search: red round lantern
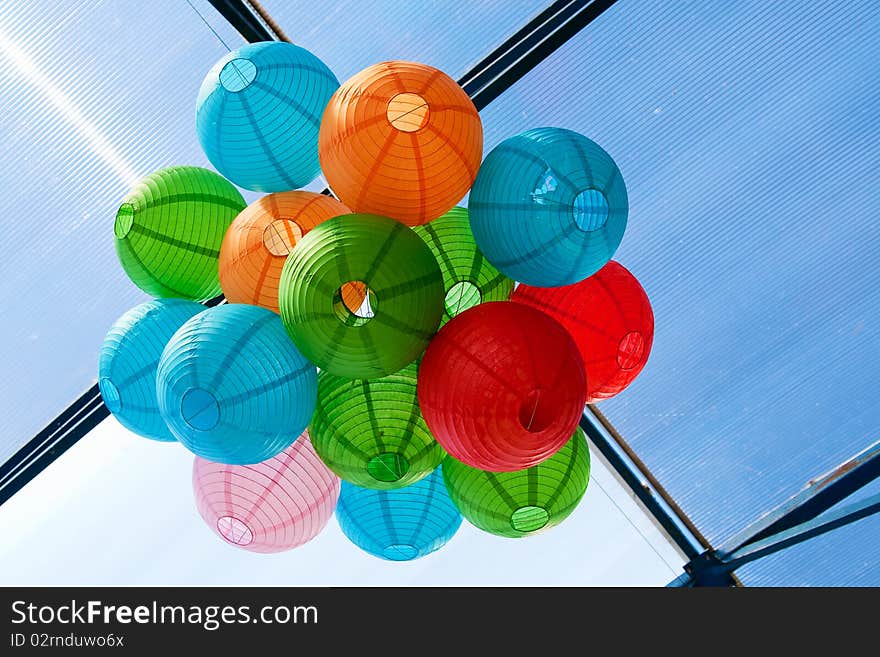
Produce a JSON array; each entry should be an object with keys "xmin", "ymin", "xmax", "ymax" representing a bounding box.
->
[
  {"xmin": 512, "ymin": 260, "xmax": 654, "ymax": 402},
  {"xmin": 418, "ymin": 301, "xmax": 586, "ymax": 471}
]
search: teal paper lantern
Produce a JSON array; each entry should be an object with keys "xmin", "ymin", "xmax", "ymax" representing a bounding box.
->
[
  {"xmin": 336, "ymin": 467, "xmax": 462, "ymax": 561},
  {"xmin": 99, "ymin": 299, "xmax": 204, "ymax": 441},
  {"xmin": 469, "ymin": 127, "xmax": 628, "ymax": 287},
  {"xmin": 157, "ymin": 304, "xmax": 318, "ymax": 464},
  {"xmin": 196, "ymin": 41, "xmax": 339, "ymax": 192}
]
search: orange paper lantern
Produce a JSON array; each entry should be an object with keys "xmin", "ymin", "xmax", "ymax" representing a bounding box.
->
[
  {"xmin": 218, "ymin": 191, "xmax": 349, "ymax": 313},
  {"xmin": 318, "ymin": 61, "xmax": 483, "ymax": 226}
]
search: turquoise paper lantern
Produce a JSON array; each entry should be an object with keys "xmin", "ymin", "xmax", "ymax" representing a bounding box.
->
[
  {"xmin": 196, "ymin": 42, "xmax": 339, "ymax": 192},
  {"xmin": 99, "ymin": 299, "xmax": 204, "ymax": 441},
  {"xmin": 157, "ymin": 304, "xmax": 318, "ymax": 464},
  {"xmin": 469, "ymin": 127, "xmax": 628, "ymax": 287},
  {"xmin": 336, "ymin": 468, "xmax": 462, "ymax": 561}
]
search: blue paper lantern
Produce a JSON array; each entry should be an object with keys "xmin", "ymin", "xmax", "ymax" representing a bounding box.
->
[
  {"xmin": 336, "ymin": 468, "xmax": 462, "ymax": 561},
  {"xmin": 99, "ymin": 299, "xmax": 204, "ymax": 441},
  {"xmin": 157, "ymin": 304, "xmax": 318, "ymax": 464},
  {"xmin": 469, "ymin": 127, "xmax": 628, "ymax": 287},
  {"xmin": 196, "ymin": 42, "xmax": 339, "ymax": 192}
]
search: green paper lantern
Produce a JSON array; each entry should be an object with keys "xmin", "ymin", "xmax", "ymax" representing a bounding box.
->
[
  {"xmin": 309, "ymin": 362, "xmax": 445, "ymax": 489},
  {"xmin": 414, "ymin": 207, "xmax": 514, "ymax": 324},
  {"xmin": 279, "ymin": 213, "xmax": 444, "ymax": 379},
  {"xmin": 114, "ymin": 166, "xmax": 246, "ymax": 301},
  {"xmin": 442, "ymin": 427, "xmax": 591, "ymax": 538}
]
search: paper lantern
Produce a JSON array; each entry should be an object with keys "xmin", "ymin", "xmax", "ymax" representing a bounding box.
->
[
  {"xmin": 279, "ymin": 213, "xmax": 444, "ymax": 379},
  {"xmin": 469, "ymin": 127, "xmax": 628, "ymax": 287},
  {"xmin": 192, "ymin": 432, "xmax": 339, "ymax": 552},
  {"xmin": 413, "ymin": 207, "xmax": 514, "ymax": 325},
  {"xmin": 98, "ymin": 299, "xmax": 204, "ymax": 441},
  {"xmin": 196, "ymin": 42, "xmax": 339, "ymax": 192},
  {"xmin": 219, "ymin": 191, "xmax": 350, "ymax": 313},
  {"xmin": 157, "ymin": 304, "xmax": 317, "ymax": 464},
  {"xmin": 318, "ymin": 61, "xmax": 482, "ymax": 225},
  {"xmin": 512, "ymin": 260, "xmax": 654, "ymax": 402},
  {"xmin": 114, "ymin": 166, "xmax": 245, "ymax": 301},
  {"xmin": 309, "ymin": 362, "xmax": 444, "ymax": 489},
  {"xmin": 443, "ymin": 427, "xmax": 590, "ymax": 538},
  {"xmin": 418, "ymin": 301, "xmax": 586, "ymax": 471},
  {"xmin": 336, "ymin": 468, "xmax": 461, "ymax": 561}
]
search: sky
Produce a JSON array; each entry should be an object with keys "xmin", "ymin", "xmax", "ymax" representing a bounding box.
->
[{"xmin": 0, "ymin": 0, "xmax": 878, "ymax": 585}]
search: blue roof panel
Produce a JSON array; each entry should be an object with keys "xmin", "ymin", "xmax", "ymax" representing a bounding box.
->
[{"xmin": 477, "ymin": 0, "xmax": 880, "ymax": 583}]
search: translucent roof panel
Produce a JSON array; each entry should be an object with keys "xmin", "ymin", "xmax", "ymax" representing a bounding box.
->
[
  {"xmin": 0, "ymin": 1, "xmax": 249, "ymax": 463},
  {"xmin": 262, "ymin": 0, "xmax": 549, "ymax": 80},
  {"xmin": 477, "ymin": 0, "xmax": 880, "ymax": 584},
  {"xmin": 0, "ymin": 1, "xmax": 549, "ymax": 465},
  {"xmin": 738, "ymin": 477, "xmax": 880, "ymax": 586}
]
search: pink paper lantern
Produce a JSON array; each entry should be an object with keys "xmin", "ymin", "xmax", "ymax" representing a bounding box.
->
[{"xmin": 193, "ymin": 432, "xmax": 339, "ymax": 552}]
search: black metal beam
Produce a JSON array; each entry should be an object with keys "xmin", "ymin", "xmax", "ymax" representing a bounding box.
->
[
  {"xmin": 460, "ymin": 0, "xmax": 584, "ymax": 94},
  {"xmin": 719, "ymin": 439, "xmax": 880, "ymax": 555},
  {"xmin": 206, "ymin": 0, "xmax": 274, "ymax": 42},
  {"xmin": 726, "ymin": 491, "xmax": 880, "ymax": 571},
  {"xmin": 0, "ymin": 386, "xmax": 108, "ymax": 506},
  {"xmin": 580, "ymin": 409, "xmax": 704, "ymax": 560},
  {"xmin": 466, "ymin": 0, "xmax": 619, "ymax": 110},
  {"xmin": 672, "ymin": 439, "xmax": 880, "ymax": 586}
]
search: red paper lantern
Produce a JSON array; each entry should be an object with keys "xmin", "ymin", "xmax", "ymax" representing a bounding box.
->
[
  {"xmin": 418, "ymin": 301, "xmax": 586, "ymax": 471},
  {"xmin": 512, "ymin": 260, "xmax": 654, "ymax": 402}
]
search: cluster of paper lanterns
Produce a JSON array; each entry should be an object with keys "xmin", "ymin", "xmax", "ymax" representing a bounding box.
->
[{"xmin": 99, "ymin": 41, "xmax": 654, "ymax": 560}]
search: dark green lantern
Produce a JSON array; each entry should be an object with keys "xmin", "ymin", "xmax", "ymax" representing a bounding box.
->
[{"xmin": 279, "ymin": 213, "xmax": 444, "ymax": 379}]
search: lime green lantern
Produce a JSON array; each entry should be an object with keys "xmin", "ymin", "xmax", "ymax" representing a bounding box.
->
[
  {"xmin": 442, "ymin": 427, "xmax": 590, "ymax": 537},
  {"xmin": 279, "ymin": 213, "xmax": 444, "ymax": 379},
  {"xmin": 413, "ymin": 207, "xmax": 514, "ymax": 324},
  {"xmin": 114, "ymin": 166, "xmax": 245, "ymax": 301},
  {"xmin": 309, "ymin": 362, "xmax": 444, "ymax": 489}
]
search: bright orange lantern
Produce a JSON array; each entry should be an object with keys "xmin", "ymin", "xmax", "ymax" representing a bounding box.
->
[
  {"xmin": 318, "ymin": 61, "xmax": 483, "ymax": 226},
  {"xmin": 218, "ymin": 191, "xmax": 349, "ymax": 313}
]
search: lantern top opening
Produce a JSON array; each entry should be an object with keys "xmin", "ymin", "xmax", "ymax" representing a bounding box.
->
[
  {"xmin": 572, "ymin": 188, "xmax": 609, "ymax": 232},
  {"xmin": 114, "ymin": 203, "xmax": 134, "ymax": 239},
  {"xmin": 387, "ymin": 93, "xmax": 430, "ymax": 132},
  {"xmin": 219, "ymin": 58, "xmax": 257, "ymax": 93},
  {"xmin": 262, "ymin": 219, "xmax": 304, "ymax": 256},
  {"xmin": 367, "ymin": 453, "xmax": 410, "ymax": 483},
  {"xmin": 217, "ymin": 516, "xmax": 255, "ymax": 546},
  {"xmin": 180, "ymin": 387, "xmax": 221, "ymax": 431},
  {"xmin": 510, "ymin": 505, "xmax": 550, "ymax": 532}
]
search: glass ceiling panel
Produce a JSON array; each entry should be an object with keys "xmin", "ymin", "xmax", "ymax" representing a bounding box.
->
[
  {"xmin": 261, "ymin": 0, "xmax": 549, "ymax": 81},
  {"xmin": 0, "ymin": 0, "xmax": 247, "ymax": 464},
  {"xmin": 477, "ymin": 0, "xmax": 880, "ymax": 584},
  {"xmin": 0, "ymin": 0, "xmax": 550, "ymax": 467},
  {"xmin": 738, "ymin": 477, "xmax": 880, "ymax": 586}
]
